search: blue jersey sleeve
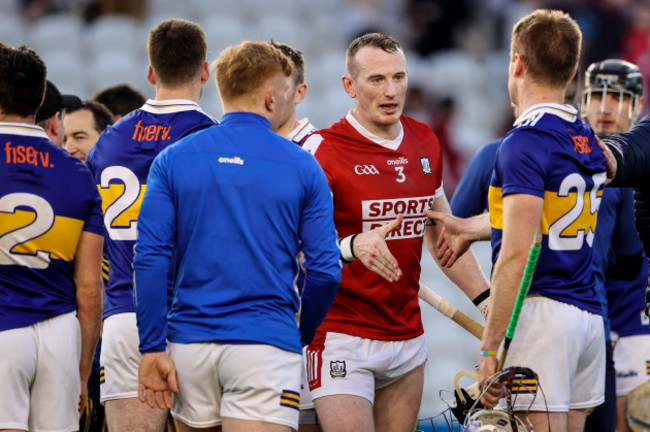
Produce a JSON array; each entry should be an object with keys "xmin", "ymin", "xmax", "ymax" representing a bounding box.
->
[
  {"xmin": 297, "ymin": 157, "xmax": 341, "ymax": 346},
  {"xmin": 497, "ymin": 130, "xmax": 550, "ymax": 198},
  {"xmin": 607, "ymin": 116, "xmax": 650, "ymax": 187},
  {"xmin": 133, "ymin": 151, "xmax": 176, "ymax": 353},
  {"xmin": 451, "ymin": 139, "xmax": 500, "ymax": 217}
]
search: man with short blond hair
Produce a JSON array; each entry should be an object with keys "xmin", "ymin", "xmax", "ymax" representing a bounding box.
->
[{"xmin": 135, "ymin": 40, "xmax": 340, "ymax": 432}]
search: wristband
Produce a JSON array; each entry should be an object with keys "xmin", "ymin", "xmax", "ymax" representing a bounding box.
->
[
  {"xmin": 473, "ymin": 289, "xmax": 490, "ymax": 318},
  {"xmin": 479, "ymin": 350, "xmax": 497, "ymax": 357},
  {"xmin": 340, "ymin": 233, "xmax": 359, "ymax": 263}
]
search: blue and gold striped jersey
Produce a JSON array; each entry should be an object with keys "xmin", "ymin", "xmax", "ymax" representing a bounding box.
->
[
  {"xmin": 0, "ymin": 123, "xmax": 103, "ymax": 331},
  {"xmin": 488, "ymin": 103, "xmax": 607, "ymax": 313},
  {"xmin": 86, "ymin": 100, "xmax": 216, "ymax": 319}
]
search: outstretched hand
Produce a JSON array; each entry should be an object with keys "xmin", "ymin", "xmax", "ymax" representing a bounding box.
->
[
  {"xmin": 596, "ymin": 136, "xmax": 617, "ymax": 185},
  {"xmin": 138, "ymin": 352, "xmax": 178, "ymax": 410},
  {"xmin": 425, "ymin": 209, "xmax": 472, "ymax": 268},
  {"xmin": 353, "ymin": 214, "xmax": 403, "ymax": 282}
]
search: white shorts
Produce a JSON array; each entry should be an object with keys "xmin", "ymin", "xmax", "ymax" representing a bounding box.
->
[
  {"xmin": 300, "ymin": 346, "xmax": 315, "ymax": 410},
  {"xmin": 0, "ymin": 312, "xmax": 81, "ymax": 432},
  {"xmin": 496, "ymin": 296, "xmax": 605, "ymax": 412},
  {"xmin": 170, "ymin": 342, "xmax": 301, "ymax": 429},
  {"xmin": 306, "ymin": 332, "xmax": 427, "ymax": 404},
  {"xmin": 614, "ymin": 334, "xmax": 650, "ymax": 396},
  {"xmin": 100, "ymin": 312, "xmax": 141, "ymax": 402}
]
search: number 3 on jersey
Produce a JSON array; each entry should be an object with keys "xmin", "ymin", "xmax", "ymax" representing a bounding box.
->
[
  {"xmin": 99, "ymin": 166, "xmax": 144, "ymax": 241},
  {"xmin": 395, "ymin": 166, "xmax": 406, "ymax": 183},
  {"xmin": 547, "ymin": 172, "xmax": 606, "ymax": 251}
]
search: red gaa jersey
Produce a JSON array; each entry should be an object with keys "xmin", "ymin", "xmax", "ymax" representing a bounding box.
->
[{"xmin": 303, "ymin": 113, "xmax": 443, "ymax": 340}]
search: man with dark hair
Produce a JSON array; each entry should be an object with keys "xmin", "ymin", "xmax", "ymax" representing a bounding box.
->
[
  {"xmin": 0, "ymin": 43, "xmax": 103, "ymax": 431},
  {"xmin": 85, "ymin": 18, "xmax": 216, "ymax": 432},
  {"xmin": 64, "ymin": 100, "xmax": 114, "ymax": 162},
  {"xmin": 302, "ymin": 33, "xmax": 489, "ymax": 432},
  {"xmin": 92, "ymin": 84, "xmax": 147, "ymax": 121},
  {"xmin": 270, "ymin": 41, "xmax": 314, "ymax": 144},
  {"xmin": 135, "ymin": 40, "xmax": 340, "ymax": 432},
  {"xmin": 35, "ymin": 80, "xmax": 81, "ymax": 146}
]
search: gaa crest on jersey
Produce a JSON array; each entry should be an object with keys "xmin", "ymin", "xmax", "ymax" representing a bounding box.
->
[
  {"xmin": 330, "ymin": 360, "xmax": 347, "ymax": 378},
  {"xmin": 420, "ymin": 157, "xmax": 432, "ymax": 175}
]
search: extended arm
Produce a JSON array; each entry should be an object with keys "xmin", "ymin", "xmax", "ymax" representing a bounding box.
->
[
  {"xmin": 342, "ymin": 215, "xmax": 403, "ymax": 282},
  {"xmin": 478, "ymin": 193, "xmax": 543, "ymax": 407},
  {"xmin": 425, "ymin": 210, "xmax": 491, "ymax": 268},
  {"xmin": 74, "ymin": 230, "xmax": 103, "ymax": 416},
  {"xmin": 605, "ymin": 116, "xmax": 650, "ymax": 187},
  {"xmin": 424, "ymin": 193, "xmax": 490, "ymax": 304}
]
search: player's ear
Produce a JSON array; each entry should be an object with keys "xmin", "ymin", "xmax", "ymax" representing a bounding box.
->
[
  {"xmin": 566, "ymin": 65, "xmax": 577, "ymax": 86},
  {"xmin": 200, "ymin": 61, "xmax": 210, "ymax": 85},
  {"xmin": 295, "ymin": 83, "xmax": 307, "ymax": 105},
  {"xmin": 513, "ymin": 53, "xmax": 524, "ymax": 77},
  {"xmin": 264, "ymin": 88, "xmax": 275, "ymax": 112},
  {"xmin": 147, "ymin": 66, "xmax": 156, "ymax": 86},
  {"xmin": 342, "ymin": 75, "xmax": 355, "ymax": 98}
]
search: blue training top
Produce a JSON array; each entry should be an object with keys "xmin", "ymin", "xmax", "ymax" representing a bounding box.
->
[
  {"xmin": 134, "ymin": 112, "xmax": 341, "ymax": 354},
  {"xmin": 488, "ymin": 103, "xmax": 607, "ymax": 314}
]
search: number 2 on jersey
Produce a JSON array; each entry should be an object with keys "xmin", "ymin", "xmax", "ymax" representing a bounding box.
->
[
  {"xmin": 548, "ymin": 172, "xmax": 606, "ymax": 251},
  {"xmin": 0, "ymin": 193, "xmax": 54, "ymax": 269},
  {"xmin": 100, "ymin": 166, "xmax": 142, "ymax": 241}
]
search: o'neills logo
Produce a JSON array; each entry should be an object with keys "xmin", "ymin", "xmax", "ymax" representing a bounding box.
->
[
  {"xmin": 387, "ymin": 157, "xmax": 409, "ymax": 166},
  {"xmin": 218, "ymin": 156, "xmax": 244, "ymax": 165},
  {"xmin": 361, "ymin": 194, "xmax": 435, "ymax": 239}
]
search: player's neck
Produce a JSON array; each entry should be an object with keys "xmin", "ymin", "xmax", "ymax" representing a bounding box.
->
[
  {"xmin": 349, "ymin": 108, "xmax": 401, "ymax": 140},
  {"xmin": 154, "ymin": 85, "xmax": 202, "ymax": 104},
  {"xmin": 515, "ymin": 83, "xmax": 566, "ymax": 117},
  {"xmin": 0, "ymin": 113, "xmax": 34, "ymax": 124},
  {"xmin": 276, "ymin": 117, "xmax": 300, "ymax": 138}
]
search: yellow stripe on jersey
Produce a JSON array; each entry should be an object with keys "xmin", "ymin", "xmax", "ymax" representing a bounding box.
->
[
  {"xmin": 488, "ymin": 186, "xmax": 503, "ymax": 229},
  {"xmin": 0, "ymin": 209, "xmax": 83, "ymax": 261},
  {"xmin": 97, "ymin": 184, "xmax": 146, "ymax": 228},
  {"xmin": 488, "ymin": 185, "xmax": 602, "ymax": 236}
]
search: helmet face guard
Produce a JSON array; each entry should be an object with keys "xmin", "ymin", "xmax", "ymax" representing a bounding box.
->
[{"xmin": 580, "ymin": 59, "xmax": 643, "ymax": 137}]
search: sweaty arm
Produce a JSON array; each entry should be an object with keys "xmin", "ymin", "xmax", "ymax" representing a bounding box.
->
[
  {"xmin": 74, "ymin": 230, "xmax": 103, "ymax": 413},
  {"xmin": 478, "ymin": 193, "xmax": 543, "ymax": 406},
  {"xmin": 605, "ymin": 116, "xmax": 650, "ymax": 187},
  {"xmin": 424, "ymin": 193, "xmax": 490, "ymax": 303}
]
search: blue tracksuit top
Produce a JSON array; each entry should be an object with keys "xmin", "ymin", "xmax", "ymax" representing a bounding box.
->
[{"xmin": 134, "ymin": 112, "xmax": 341, "ymax": 354}]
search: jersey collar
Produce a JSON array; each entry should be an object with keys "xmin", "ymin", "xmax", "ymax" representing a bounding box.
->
[
  {"xmin": 140, "ymin": 99, "xmax": 207, "ymax": 115},
  {"xmin": 346, "ymin": 111, "xmax": 403, "ymax": 151},
  {"xmin": 286, "ymin": 118, "xmax": 315, "ymax": 144},
  {"xmin": 0, "ymin": 122, "xmax": 50, "ymax": 139},
  {"xmin": 513, "ymin": 103, "xmax": 578, "ymax": 127}
]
